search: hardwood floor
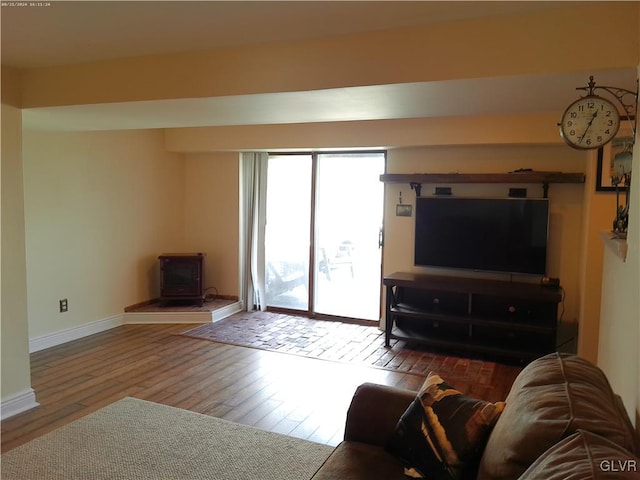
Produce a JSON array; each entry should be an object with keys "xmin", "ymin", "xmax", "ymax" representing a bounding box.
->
[{"xmin": 1, "ymin": 323, "xmax": 520, "ymax": 453}]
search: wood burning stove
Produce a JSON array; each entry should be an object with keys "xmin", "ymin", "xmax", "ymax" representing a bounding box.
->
[{"xmin": 158, "ymin": 253, "xmax": 205, "ymax": 306}]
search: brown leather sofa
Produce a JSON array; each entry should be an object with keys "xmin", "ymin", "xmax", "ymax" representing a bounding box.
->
[{"xmin": 312, "ymin": 353, "xmax": 640, "ymax": 480}]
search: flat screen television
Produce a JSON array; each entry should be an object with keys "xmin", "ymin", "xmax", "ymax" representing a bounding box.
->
[{"xmin": 414, "ymin": 197, "xmax": 549, "ymax": 275}]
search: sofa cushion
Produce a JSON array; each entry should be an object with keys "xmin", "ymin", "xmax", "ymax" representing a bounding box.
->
[
  {"xmin": 386, "ymin": 372, "xmax": 505, "ymax": 480},
  {"xmin": 518, "ymin": 430, "xmax": 640, "ymax": 480},
  {"xmin": 478, "ymin": 353, "xmax": 639, "ymax": 480},
  {"xmin": 311, "ymin": 441, "xmax": 407, "ymax": 480}
]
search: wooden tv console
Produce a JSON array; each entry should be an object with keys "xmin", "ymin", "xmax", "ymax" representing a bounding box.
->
[{"xmin": 383, "ymin": 272, "xmax": 562, "ymax": 362}]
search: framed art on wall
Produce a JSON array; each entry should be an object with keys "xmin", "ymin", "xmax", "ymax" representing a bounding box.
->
[
  {"xmin": 396, "ymin": 204, "xmax": 412, "ymax": 217},
  {"xmin": 596, "ymin": 117, "xmax": 634, "ymax": 192}
]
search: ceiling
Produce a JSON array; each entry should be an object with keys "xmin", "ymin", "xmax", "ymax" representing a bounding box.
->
[
  {"xmin": 2, "ymin": 1, "xmax": 569, "ymax": 69},
  {"xmin": 2, "ymin": 1, "xmax": 637, "ymax": 131}
]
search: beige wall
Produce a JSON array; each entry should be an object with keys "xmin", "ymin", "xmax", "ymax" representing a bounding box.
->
[
  {"xmin": 596, "ymin": 56, "xmax": 640, "ymax": 425},
  {"xmin": 22, "ymin": 130, "xmax": 185, "ymax": 339},
  {"xmin": 184, "ymin": 152, "xmax": 240, "ymax": 298},
  {"xmin": 1, "ymin": 70, "xmax": 33, "ymax": 402},
  {"xmin": 577, "ymin": 152, "xmax": 618, "ymax": 362}
]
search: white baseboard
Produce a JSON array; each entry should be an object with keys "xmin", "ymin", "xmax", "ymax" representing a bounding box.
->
[
  {"xmin": 1, "ymin": 388, "xmax": 39, "ymax": 420},
  {"xmin": 212, "ymin": 301, "xmax": 243, "ymax": 322},
  {"xmin": 123, "ymin": 311, "xmax": 212, "ymax": 324},
  {"xmin": 29, "ymin": 314, "xmax": 124, "ymax": 353},
  {"xmin": 28, "ymin": 302, "xmax": 244, "ymax": 352},
  {"xmin": 124, "ymin": 301, "xmax": 243, "ymax": 325}
]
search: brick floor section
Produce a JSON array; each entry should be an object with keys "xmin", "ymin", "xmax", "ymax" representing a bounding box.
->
[{"xmin": 182, "ymin": 311, "xmax": 522, "ymax": 399}]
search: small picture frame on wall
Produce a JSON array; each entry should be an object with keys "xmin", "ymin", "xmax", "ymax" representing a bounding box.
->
[
  {"xmin": 396, "ymin": 204, "xmax": 413, "ymax": 217},
  {"xmin": 596, "ymin": 117, "xmax": 635, "ymax": 192}
]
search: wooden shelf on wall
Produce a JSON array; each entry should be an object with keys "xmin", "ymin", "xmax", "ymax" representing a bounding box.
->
[
  {"xmin": 380, "ymin": 171, "xmax": 585, "ymax": 185},
  {"xmin": 379, "ymin": 171, "xmax": 585, "ymax": 197}
]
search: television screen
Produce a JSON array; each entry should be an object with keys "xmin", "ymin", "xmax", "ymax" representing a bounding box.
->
[{"xmin": 414, "ymin": 197, "xmax": 549, "ymax": 275}]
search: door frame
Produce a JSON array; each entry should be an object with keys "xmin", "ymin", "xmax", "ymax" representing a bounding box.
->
[{"xmin": 265, "ymin": 150, "xmax": 387, "ymax": 323}]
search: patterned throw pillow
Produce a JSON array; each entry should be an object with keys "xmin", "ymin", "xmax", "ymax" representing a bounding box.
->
[{"xmin": 386, "ymin": 372, "xmax": 505, "ymax": 480}]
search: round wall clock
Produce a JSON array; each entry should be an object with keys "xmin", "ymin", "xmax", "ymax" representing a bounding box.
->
[{"xmin": 559, "ymin": 95, "xmax": 621, "ymax": 150}]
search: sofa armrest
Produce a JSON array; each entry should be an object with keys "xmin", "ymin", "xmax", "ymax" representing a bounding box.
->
[
  {"xmin": 614, "ymin": 394, "xmax": 640, "ymax": 455},
  {"xmin": 344, "ymin": 382, "xmax": 416, "ymax": 447}
]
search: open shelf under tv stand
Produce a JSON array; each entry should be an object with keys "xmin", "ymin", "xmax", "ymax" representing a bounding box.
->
[{"xmin": 383, "ymin": 272, "xmax": 562, "ymax": 363}]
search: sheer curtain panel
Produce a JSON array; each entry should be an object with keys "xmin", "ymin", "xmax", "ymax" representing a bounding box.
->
[{"xmin": 239, "ymin": 152, "xmax": 268, "ymax": 311}]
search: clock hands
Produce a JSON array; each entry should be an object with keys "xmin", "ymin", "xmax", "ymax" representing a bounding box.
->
[
  {"xmin": 577, "ymin": 110, "xmax": 599, "ymax": 145},
  {"xmin": 560, "ymin": 94, "xmax": 620, "ymax": 150}
]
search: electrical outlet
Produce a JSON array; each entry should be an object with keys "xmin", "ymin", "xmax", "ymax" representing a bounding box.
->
[{"xmin": 59, "ymin": 299, "xmax": 68, "ymax": 312}]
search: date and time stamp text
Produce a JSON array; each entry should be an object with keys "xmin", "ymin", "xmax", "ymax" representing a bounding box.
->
[{"xmin": 2, "ymin": 2, "xmax": 52, "ymax": 7}]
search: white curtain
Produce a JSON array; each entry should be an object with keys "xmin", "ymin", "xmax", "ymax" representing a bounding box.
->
[{"xmin": 239, "ymin": 152, "xmax": 269, "ymax": 311}]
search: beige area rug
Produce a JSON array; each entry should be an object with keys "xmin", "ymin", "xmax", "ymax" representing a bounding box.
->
[{"xmin": 2, "ymin": 397, "xmax": 334, "ymax": 480}]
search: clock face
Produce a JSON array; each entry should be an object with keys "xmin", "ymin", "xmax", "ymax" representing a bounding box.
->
[{"xmin": 559, "ymin": 96, "xmax": 620, "ymax": 149}]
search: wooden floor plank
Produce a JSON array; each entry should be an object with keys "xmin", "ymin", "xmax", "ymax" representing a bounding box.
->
[{"xmin": 1, "ymin": 322, "xmax": 521, "ymax": 453}]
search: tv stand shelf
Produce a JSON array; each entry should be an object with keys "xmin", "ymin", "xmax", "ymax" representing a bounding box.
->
[{"xmin": 383, "ymin": 272, "xmax": 562, "ymax": 362}]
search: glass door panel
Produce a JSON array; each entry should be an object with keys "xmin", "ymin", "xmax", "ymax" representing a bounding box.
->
[
  {"xmin": 265, "ymin": 155, "xmax": 312, "ymax": 310},
  {"xmin": 313, "ymin": 153, "xmax": 385, "ymax": 320}
]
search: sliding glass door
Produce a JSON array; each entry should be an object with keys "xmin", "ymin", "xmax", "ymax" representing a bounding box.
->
[
  {"xmin": 264, "ymin": 152, "xmax": 385, "ymax": 321},
  {"xmin": 313, "ymin": 153, "xmax": 384, "ymax": 320},
  {"xmin": 264, "ymin": 155, "xmax": 312, "ymax": 310}
]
